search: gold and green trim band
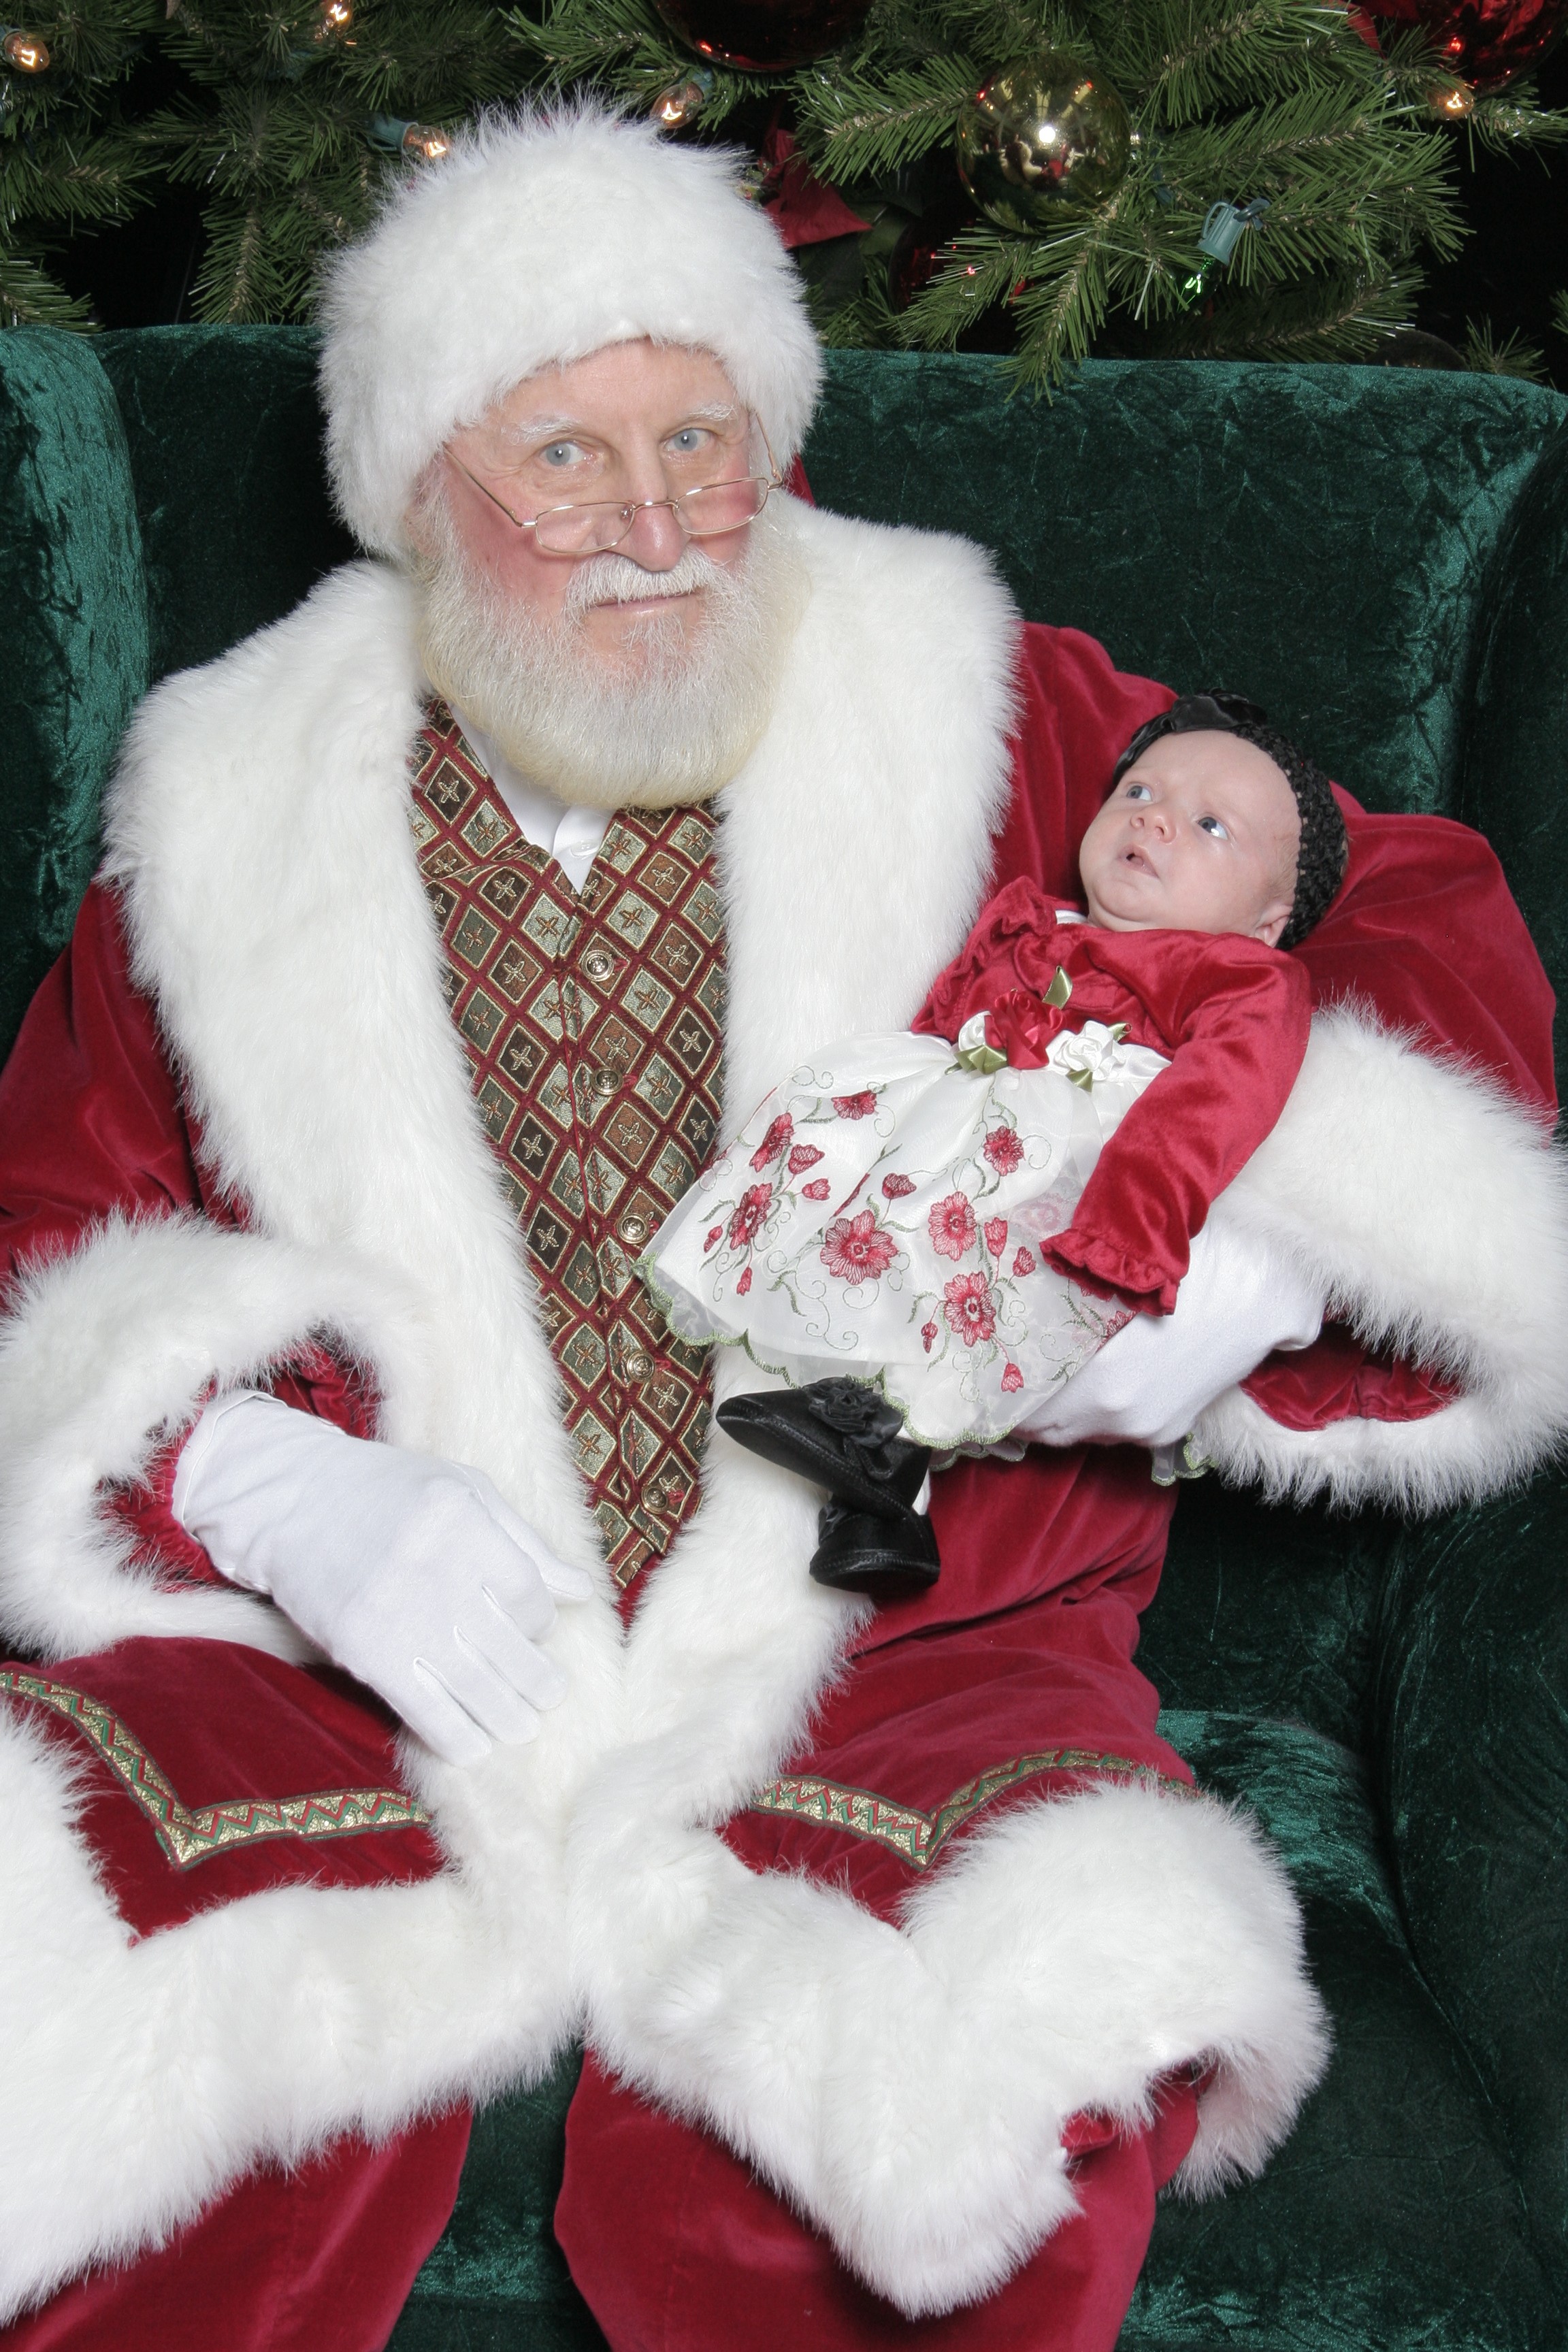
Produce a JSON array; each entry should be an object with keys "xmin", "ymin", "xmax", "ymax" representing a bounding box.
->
[
  {"xmin": 749, "ymin": 1748, "xmax": 1191, "ymax": 1872},
  {"xmin": 0, "ymin": 1669, "xmax": 433, "ymax": 1871}
]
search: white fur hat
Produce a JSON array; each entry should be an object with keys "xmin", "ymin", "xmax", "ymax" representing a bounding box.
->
[{"xmin": 318, "ymin": 105, "xmax": 824, "ymax": 559}]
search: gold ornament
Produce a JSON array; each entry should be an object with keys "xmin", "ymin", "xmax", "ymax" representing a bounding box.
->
[
  {"xmin": 1, "ymin": 28, "xmax": 50, "ymax": 70},
  {"xmin": 957, "ymin": 53, "xmax": 1132, "ymax": 234},
  {"xmin": 650, "ymin": 76, "xmax": 710, "ymax": 129}
]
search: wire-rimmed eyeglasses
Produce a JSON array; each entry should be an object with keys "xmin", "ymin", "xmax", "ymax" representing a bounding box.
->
[{"xmin": 446, "ymin": 429, "xmax": 783, "ymax": 558}]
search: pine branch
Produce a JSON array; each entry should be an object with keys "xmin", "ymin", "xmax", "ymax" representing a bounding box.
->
[
  {"xmin": 1095, "ymin": 0, "xmax": 1373, "ymax": 130},
  {"xmin": 1141, "ymin": 261, "xmax": 1419, "ymax": 357},
  {"xmin": 795, "ymin": 56, "xmax": 981, "ymax": 180},
  {"xmin": 0, "ymin": 246, "xmax": 98, "ymax": 328},
  {"xmin": 1461, "ymin": 316, "xmax": 1548, "ymax": 379}
]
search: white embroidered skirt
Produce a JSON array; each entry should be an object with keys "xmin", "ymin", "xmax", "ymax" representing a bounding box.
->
[{"xmin": 640, "ymin": 1020, "xmax": 1169, "ymax": 1446}]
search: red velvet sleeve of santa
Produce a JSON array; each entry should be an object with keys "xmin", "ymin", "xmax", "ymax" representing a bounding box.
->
[
  {"xmin": 989, "ymin": 621, "xmax": 1565, "ymax": 1507},
  {"xmin": 0, "ymin": 884, "xmax": 376, "ymax": 1592}
]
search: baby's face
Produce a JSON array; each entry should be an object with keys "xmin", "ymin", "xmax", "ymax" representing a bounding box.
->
[{"xmin": 1079, "ymin": 730, "xmax": 1300, "ymax": 943}]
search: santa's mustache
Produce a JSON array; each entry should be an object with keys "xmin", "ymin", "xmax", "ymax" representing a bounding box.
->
[{"xmin": 563, "ymin": 544, "xmax": 726, "ymax": 617}]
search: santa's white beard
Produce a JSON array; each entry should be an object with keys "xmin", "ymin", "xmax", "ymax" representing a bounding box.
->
[{"xmin": 414, "ymin": 504, "xmax": 807, "ymax": 811}]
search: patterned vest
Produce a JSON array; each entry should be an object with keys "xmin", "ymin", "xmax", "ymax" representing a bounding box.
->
[{"xmin": 408, "ymin": 704, "xmax": 725, "ymax": 1595}]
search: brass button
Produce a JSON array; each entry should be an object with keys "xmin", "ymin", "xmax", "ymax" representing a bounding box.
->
[
  {"xmin": 623, "ymin": 1349, "xmax": 653, "ymax": 1382},
  {"xmin": 618, "ymin": 1212, "xmax": 649, "ymax": 1247},
  {"xmin": 591, "ymin": 1065, "xmax": 620, "ymax": 1096},
  {"xmin": 583, "ymin": 949, "xmax": 614, "ymax": 981}
]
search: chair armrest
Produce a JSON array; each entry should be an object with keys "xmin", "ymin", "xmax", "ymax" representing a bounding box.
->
[
  {"xmin": 0, "ymin": 329, "xmax": 148, "ymax": 1060},
  {"xmin": 1461, "ymin": 424, "xmax": 1568, "ymax": 1102},
  {"xmin": 1373, "ymin": 1473, "xmax": 1568, "ymax": 2300}
]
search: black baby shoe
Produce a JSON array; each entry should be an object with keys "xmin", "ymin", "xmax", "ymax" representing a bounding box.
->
[
  {"xmin": 715, "ymin": 1377, "xmax": 941, "ymax": 1598},
  {"xmin": 810, "ymin": 1499, "xmax": 942, "ymax": 1599},
  {"xmin": 715, "ymin": 1377, "xmax": 933, "ymax": 1522}
]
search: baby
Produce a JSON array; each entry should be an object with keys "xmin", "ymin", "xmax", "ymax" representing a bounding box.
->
[{"xmin": 641, "ymin": 692, "xmax": 1350, "ymax": 1597}]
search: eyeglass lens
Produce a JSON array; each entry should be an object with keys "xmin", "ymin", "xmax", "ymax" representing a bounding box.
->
[{"xmin": 531, "ymin": 476, "xmax": 772, "ymax": 555}]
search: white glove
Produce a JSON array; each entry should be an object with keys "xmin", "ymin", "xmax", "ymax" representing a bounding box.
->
[
  {"xmin": 173, "ymin": 1392, "xmax": 595, "ymax": 1766},
  {"xmin": 1015, "ymin": 1216, "xmax": 1324, "ymax": 1452}
]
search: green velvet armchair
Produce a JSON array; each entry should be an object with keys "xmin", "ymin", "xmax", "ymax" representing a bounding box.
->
[{"xmin": 2, "ymin": 327, "xmax": 1565, "ymax": 2352}]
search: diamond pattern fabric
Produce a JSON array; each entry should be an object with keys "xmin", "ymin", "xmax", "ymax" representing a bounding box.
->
[{"xmin": 409, "ymin": 706, "xmax": 725, "ymax": 1592}]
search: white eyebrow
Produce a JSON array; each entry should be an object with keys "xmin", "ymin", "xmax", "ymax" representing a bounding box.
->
[{"xmin": 492, "ymin": 402, "xmax": 744, "ymax": 450}]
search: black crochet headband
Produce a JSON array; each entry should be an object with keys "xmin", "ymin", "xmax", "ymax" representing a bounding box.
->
[{"xmin": 1110, "ymin": 690, "xmax": 1349, "ymax": 949}]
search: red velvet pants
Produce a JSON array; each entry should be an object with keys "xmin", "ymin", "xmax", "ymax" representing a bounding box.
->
[
  {"xmin": 558, "ymin": 1451, "xmax": 1193, "ymax": 2352},
  {"xmin": 0, "ymin": 2112, "xmax": 470, "ymax": 2352}
]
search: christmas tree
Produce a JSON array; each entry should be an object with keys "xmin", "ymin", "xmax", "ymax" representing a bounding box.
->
[
  {"xmin": 141, "ymin": 1, "xmax": 522, "ymax": 321},
  {"xmin": 512, "ymin": 0, "xmax": 1568, "ymax": 383},
  {"xmin": 0, "ymin": 1, "xmax": 158, "ymax": 327},
  {"xmin": 2, "ymin": 0, "xmax": 1564, "ymax": 376}
]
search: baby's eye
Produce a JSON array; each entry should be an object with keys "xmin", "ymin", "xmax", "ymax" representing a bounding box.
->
[
  {"xmin": 1124, "ymin": 782, "xmax": 1152, "ymax": 802},
  {"xmin": 1196, "ymin": 815, "xmax": 1230, "ymax": 840}
]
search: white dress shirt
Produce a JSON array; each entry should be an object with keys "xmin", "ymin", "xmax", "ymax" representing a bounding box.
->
[{"xmin": 450, "ymin": 707, "xmax": 610, "ymax": 894}]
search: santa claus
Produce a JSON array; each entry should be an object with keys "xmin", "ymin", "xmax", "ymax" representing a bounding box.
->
[{"xmin": 0, "ymin": 105, "xmax": 1563, "ymax": 2352}]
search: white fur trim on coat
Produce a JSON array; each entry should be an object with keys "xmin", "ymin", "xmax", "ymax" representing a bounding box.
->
[
  {"xmin": 1195, "ymin": 1006, "xmax": 1568, "ymax": 1509},
  {"xmin": 318, "ymin": 105, "xmax": 823, "ymax": 559},
  {"xmin": 0, "ymin": 499, "xmax": 1543, "ymax": 2316}
]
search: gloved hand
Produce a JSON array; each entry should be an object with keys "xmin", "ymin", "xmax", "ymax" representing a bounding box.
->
[
  {"xmin": 173, "ymin": 1392, "xmax": 595, "ymax": 1766},
  {"xmin": 1015, "ymin": 1215, "xmax": 1324, "ymax": 1452}
]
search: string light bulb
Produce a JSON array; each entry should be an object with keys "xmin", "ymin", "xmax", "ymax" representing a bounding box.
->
[
  {"xmin": 1, "ymin": 29, "xmax": 50, "ymax": 70},
  {"xmin": 650, "ymin": 72, "xmax": 713, "ymax": 129},
  {"xmin": 1431, "ymin": 79, "xmax": 1475, "ymax": 112},
  {"xmin": 314, "ymin": 0, "xmax": 352, "ymax": 35},
  {"xmin": 401, "ymin": 122, "xmax": 449, "ymax": 162}
]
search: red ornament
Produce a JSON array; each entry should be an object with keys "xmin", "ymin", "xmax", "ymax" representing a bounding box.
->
[
  {"xmin": 653, "ymin": 0, "xmax": 871, "ymax": 71},
  {"xmin": 1356, "ymin": 0, "xmax": 1567, "ymax": 88}
]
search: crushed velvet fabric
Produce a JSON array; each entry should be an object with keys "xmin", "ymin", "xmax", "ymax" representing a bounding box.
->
[
  {"xmin": 95, "ymin": 325, "xmax": 355, "ymax": 689},
  {"xmin": 0, "ymin": 333, "xmax": 1565, "ymax": 2351},
  {"xmin": 0, "ymin": 331, "xmax": 148, "ymax": 1056},
  {"xmin": 804, "ymin": 353, "xmax": 1565, "ymax": 825}
]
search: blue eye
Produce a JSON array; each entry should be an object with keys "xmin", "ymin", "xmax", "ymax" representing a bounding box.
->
[
  {"xmin": 1124, "ymin": 781, "xmax": 1151, "ymax": 801},
  {"xmin": 541, "ymin": 441, "xmax": 580, "ymax": 468},
  {"xmin": 1197, "ymin": 815, "xmax": 1230, "ymax": 840},
  {"xmin": 670, "ymin": 427, "xmax": 706, "ymax": 456}
]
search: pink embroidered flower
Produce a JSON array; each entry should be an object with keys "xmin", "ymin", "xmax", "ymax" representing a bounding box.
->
[
  {"xmin": 984, "ymin": 1217, "xmax": 1008, "ymax": 1259},
  {"xmin": 704, "ymin": 1224, "xmax": 723, "ymax": 1254},
  {"xmin": 750, "ymin": 1113, "xmax": 794, "ymax": 1172},
  {"xmin": 736, "ymin": 1265, "xmax": 753, "ymax": 1296},
  {"xmin": 787, "ymin": 1144, "xmax": 823, "ymax": 1175},
  {"xmin": 832, "ymin": 1090, "xmax": 879, "ymax": 1121},
  {"xmin": 983, "ymin": 1127, "xmax": 1024, "ymax": 1175},
  {"xmin": 1012, "ymin": 1245, "xmax": 1036, "ymax": 1277},
  {"xmin": 727, "ymin": 1185, "xmax": 772, "ymax": 1252},
  {"xmin": 801, "ymin": 1178, "xmax": 831, "ymax": 1201},
  {"xmin": 928, "ymin": 1190, "xmax": 977, "ymax": 1262},
  {"xmin": 944, "ymin": 1271, "xmax": 997, "ymax": 1348},
  {"xmin": 1000, "ymin": 1361, "xmax": 1024, "ymax": 1393},
  {"xmin": 821, "ymin": 1209, "xmax": 898, "ymax": 1284},
  {"xmin": 921, "ymin": 1320, "xmax": 938, "ymax": 1354},
  {"xmin": 881, "ymin": 1171, "xmax": 917, "ymax": 1200}
]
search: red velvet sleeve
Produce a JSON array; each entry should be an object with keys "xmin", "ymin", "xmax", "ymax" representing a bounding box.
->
[
  {"xmin": 1036, "ymin": 936, "xmax": 1314, "ymax": 1313},
  {"xmin": 0, "ymin": 882, "xmax": 374, "ymax": 1580}
]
